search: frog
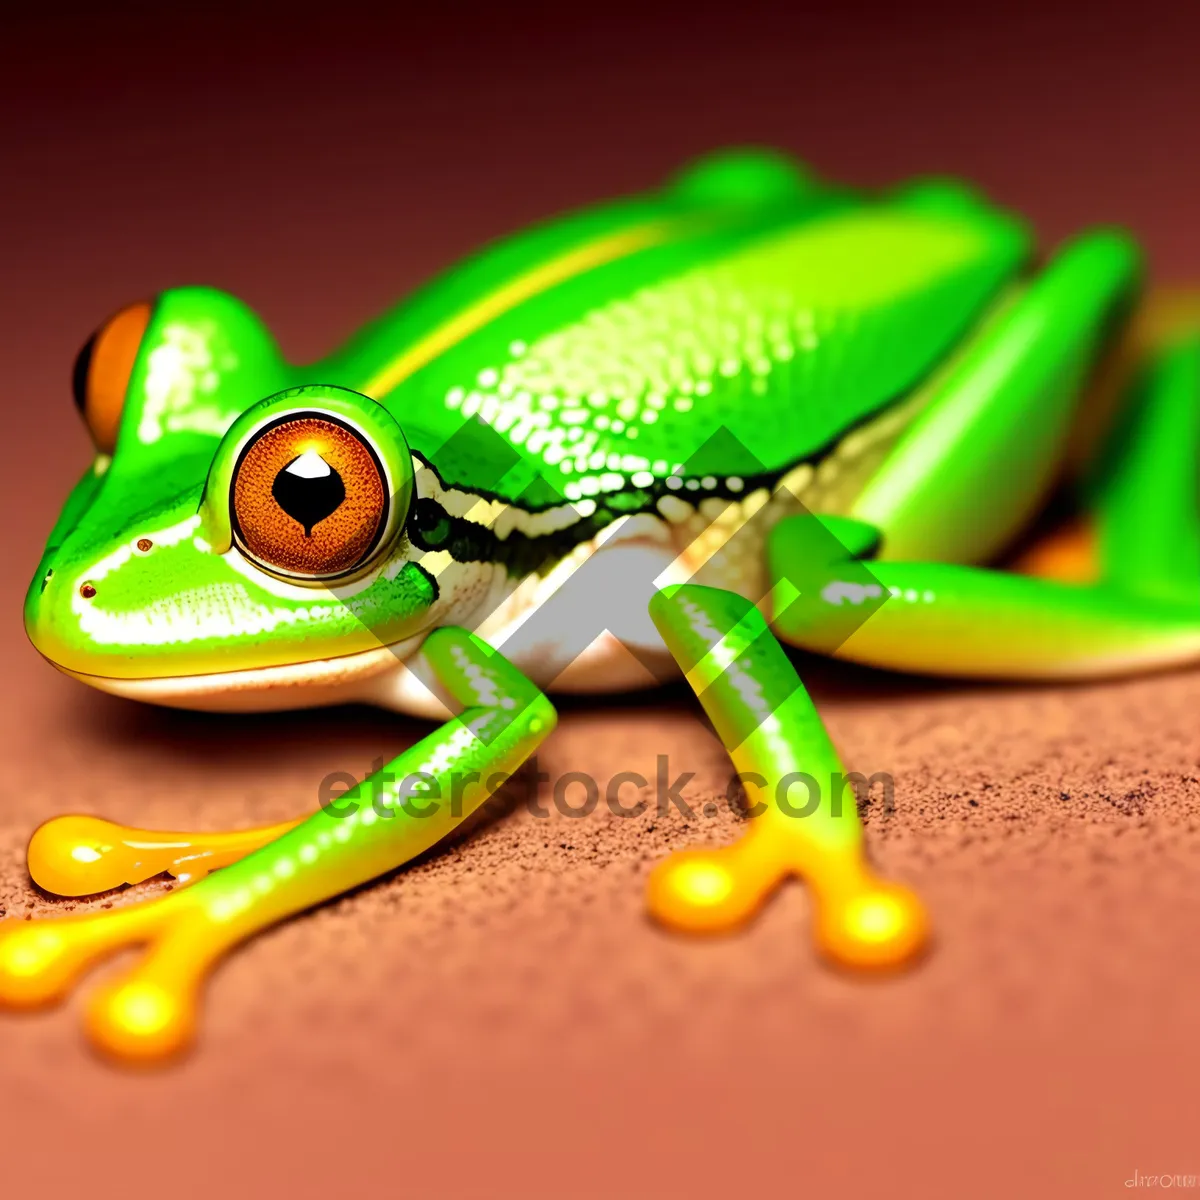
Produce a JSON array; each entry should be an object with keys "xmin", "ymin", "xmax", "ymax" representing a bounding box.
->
[{"xmin": 6, "ymin": 146, "xmax": 1200, "ymax": 1063}]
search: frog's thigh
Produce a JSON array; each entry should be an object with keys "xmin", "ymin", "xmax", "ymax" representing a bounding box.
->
[
  {"xmin": 0, "ymin": 630, "xmax": 555, "ymax": 1062},
  {"xmin": 644, "ymin": 583, "xmax": 930, "ymax": 970},
  {"xmin": 852, "ymin": 229, "xmax": 1140, "ymax": 564}
]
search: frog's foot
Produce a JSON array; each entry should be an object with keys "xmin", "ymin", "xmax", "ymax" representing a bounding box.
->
[
  {"xmin": 27, "ymin": 814, "xmax": 303, "ymax": 897},
  {"xmin": 647, "ymin": 584, "xmax": 931, "ymax": 971},
  {"xmin": 647, "ymin": 824, "xmax": 928, "ymax": 969},
  {"xmin": 0, "ymin": 890, "xmax": 226, "ymax": 1062}
]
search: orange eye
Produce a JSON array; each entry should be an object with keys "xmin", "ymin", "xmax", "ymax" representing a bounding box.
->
[
  {"xmin": 231, "ymin": 413, "xmax": 391, "ymax": 580},
  {"xmin": 72, "ymin": 301, "xmax": 153, "ymax": 453}
]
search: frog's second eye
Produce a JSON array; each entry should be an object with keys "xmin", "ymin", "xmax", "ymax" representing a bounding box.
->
[
  {"xmin": 231, "ymin": 412, "xmax": 391, "ymax": 581},
  {"xmin": 71, "ymin": 300, "xmax": 153, "ymax": 453}
]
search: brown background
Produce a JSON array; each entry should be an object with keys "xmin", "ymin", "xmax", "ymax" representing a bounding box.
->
[{"xmin": 3, "ymin": 4, "xmax": 1200, "ymax": 1197}]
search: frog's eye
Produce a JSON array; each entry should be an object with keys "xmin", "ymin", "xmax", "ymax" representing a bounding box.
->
[
  {"xmin": 71, "ymin": 301, "xmax": 153, "ymax": 453},
  {"xmin": 231, "ymin": 412, "xmax": 393, "ymax": 581}
]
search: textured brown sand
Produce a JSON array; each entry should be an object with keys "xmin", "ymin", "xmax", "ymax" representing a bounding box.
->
[{"xmin": 4, "ymin": 6, "xmax": 1200, "ymax": 1198}]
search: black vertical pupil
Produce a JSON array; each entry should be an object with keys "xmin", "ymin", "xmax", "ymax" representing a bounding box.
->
[
  {"xmin": 72, "ymin": 330, "xmax": 98, "ymax": 415},
  {"xmin": 272, "ymin": 457, "xmax": 346, "ymax": 536}
]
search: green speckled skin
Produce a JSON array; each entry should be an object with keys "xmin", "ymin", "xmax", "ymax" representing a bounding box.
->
[
  {"xmin": 373, "ymin": 194, "xmax": 1023, "ymax": 492},
  {"xmin": 11, "ymin": 148, "xmax": 1200, "ymax": 1061}
]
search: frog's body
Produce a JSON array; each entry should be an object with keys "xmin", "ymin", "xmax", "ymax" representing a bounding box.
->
[
  {"xmin": 8, "ymin": 149, "xmax": 1200, "ymax": 1063},
  {"xmin": 25, "ymin": 154, "xmax": 1030, "ymax": 702}
]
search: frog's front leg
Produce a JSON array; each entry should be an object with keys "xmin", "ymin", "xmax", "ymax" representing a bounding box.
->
[
  {"xmin": 646, "ymin": 585, "xmax": 930, "ymax": 969},
  {"xmin": 0, "ymin": 629, "xmax": 554, "ymax": 1062}
]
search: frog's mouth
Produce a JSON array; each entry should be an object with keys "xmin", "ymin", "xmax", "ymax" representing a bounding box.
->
[{"xmin": 50, "ymin": 633, "xmax": 450, "ymax": 719}]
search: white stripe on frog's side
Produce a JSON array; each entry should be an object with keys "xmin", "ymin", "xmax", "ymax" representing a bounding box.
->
[
  {"xmin": 410, "ymin": 456, "xmax": 599, "ymax": 541},
  {"xmin": 405, "ymin": 335, "xmax": 929, "ymax": 589}
]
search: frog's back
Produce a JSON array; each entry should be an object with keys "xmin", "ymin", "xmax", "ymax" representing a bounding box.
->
[{"xmin": 324, "ymin": 151, "xmax": 1029, "ymax": 519}]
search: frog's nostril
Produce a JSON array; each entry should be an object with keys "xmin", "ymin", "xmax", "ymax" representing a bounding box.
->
[
  {"xmin": 79, "ymin": 582, "xmax": 96, "ymax": 599},
  {"xmin": 40, "ymin": 569, "xmax": 53, "ymax": 594}
]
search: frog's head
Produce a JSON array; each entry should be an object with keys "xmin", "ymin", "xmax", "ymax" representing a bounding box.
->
[{"xmin": 25, "ymin": 288, "xmax": 437, "ymax": 705}]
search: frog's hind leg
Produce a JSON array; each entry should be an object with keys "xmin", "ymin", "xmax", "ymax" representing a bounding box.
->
[
  {"xmin": 646, "ymin": 584, "xmax": 930, "ymax": 970},
  {"xmin": 1084, "ymin": 335, "xmax": 1200, "ymax": 606},
  {"xmin": 0, "ymin": 630, "xmax": 554, "ymax": 1061},
  {"xmin": 762, "ymin": 222, "xmax": 1200, "ymax": 680},
  {"xmin": 851, "ymin": 226, "xmax": 1143, "ymax": 569},
  {"xmin": 1012, "ymin": 305, "xmax": 1200, "ymax": 595},
  {"xmin": 770, "ymin": 334, "xmax": 1200, "ymax": 681}
]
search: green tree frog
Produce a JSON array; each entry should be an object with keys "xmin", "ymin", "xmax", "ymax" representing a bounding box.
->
[{"xmin": 6, "ymin": 148, "xmax": 1200, "ymax": 1063}]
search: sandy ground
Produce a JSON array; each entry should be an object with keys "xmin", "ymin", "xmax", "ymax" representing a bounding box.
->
[{"xmin": 4, "ymin": 6, "xmax": 1200, "ymax": 1198}]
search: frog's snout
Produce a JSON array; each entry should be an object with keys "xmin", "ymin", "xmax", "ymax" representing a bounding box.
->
[
  {"xmin": 25, "ymin": 562, "xmax": 71, "ymax": 669},
  {"xmin": 23, "ymin": 557, "xmax": 101, "ymax": 676}
]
